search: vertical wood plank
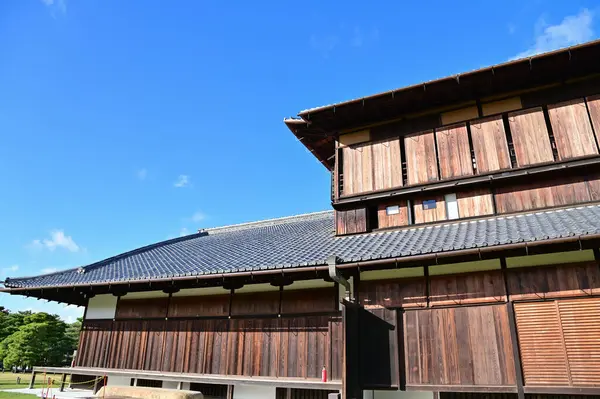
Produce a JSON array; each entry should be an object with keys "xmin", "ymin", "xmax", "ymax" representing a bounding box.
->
[
  {"xmin": 470, "ymin": 116, "xmax": 512, "ymax": 173},
  {"xmin": 405, "ymin": 130, "xmax": 439, "ymax": 185},
  {"xmin": 508, "ymin": 107, "xmax": 554, "ymax": 166},
  {"xmin": 435, "ymin": 123, "xmax": 474, "ymax": 179},
  {"xmin": 548, "ymin": 99, "xmax": 598, "ymax": 159}
]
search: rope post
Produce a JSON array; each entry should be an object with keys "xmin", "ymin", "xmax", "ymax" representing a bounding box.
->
[{"xmin": 28, "ymin": 371, "xmax": 36, "ymax": 389}]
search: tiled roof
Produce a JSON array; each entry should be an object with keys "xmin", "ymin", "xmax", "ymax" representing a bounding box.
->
[{"xmin": 4, "ymin": 205, "xmax": 600, "ymax": 289}]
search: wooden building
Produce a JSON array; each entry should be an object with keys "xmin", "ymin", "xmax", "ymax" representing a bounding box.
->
[{"xmin": 3, "ymin": 40, "xmax": 600, "ymax": 399}]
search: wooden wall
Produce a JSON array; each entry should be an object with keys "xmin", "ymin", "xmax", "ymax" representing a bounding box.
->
[
  {"xmin": 515, "ymin": 298, "xmax": 600, "ymax": 387},
  {"xmin": 335, "ymin": 208, "xmax": 367, "ymax": 235},
  {"xmin": 341, "ymin": 138, "xmax": 402, "ymax": 196},
  {"xmin": 494, "ymin": 175, "xmax": 593, "ymax": 214},
  {"xmin": 359, "ymin": 277, "xmax": 426, "ymax": 309},
  {"xmin": 547, "ymin": 99, "xmax": 598, "ymax": 160},
  {"xmin": 508, "ymin": 107, "xmax": 554, "ymax": 167},
  {"xmin": 470, "ymin": 115, "xmax": 512, "ymax": 173},
  {"xmin": 76, "ymin": 315, "xmax": 343, "ymax": 380},
  {"xmin": 377, "ymin": 200, "xmax": 409, "ymax": 229},
  {"xmin": 404, "ymin": 305, "xmax": 516, "ymax": 387},
  {"xmin": 405, "ymin": 130, "xmax": 439, "ymax": 185},
  {"xmin": 435, "ymin": 123, "xmax": 474, "ymax": 179}
]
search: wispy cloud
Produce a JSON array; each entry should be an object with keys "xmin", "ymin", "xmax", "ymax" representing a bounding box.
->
[
  {"xmin": 136, "ymin": 168, "xmax": 148, "ymax": 181},
  {"xmin": 173, "ymin": 174, "xmax": 191, "ymax": 188},
  {"xmin": 191, "ymin": 211, "xmax": 206, "ymax": 223},
  {"xmin": 351, "ymin": 27, "xmax": 379, "ymax": 48},
  {"xmin": 310, "ymin": 34, "xmax": 339, "ymax": 57},
  {"xmin": 179, "ymin": 227, "xmax": 190, "ymax": 237},
  {"xmin": 41, "ymin": 0, "xmax": 67, "ymax": 15},
  {"xmin": 512, "ymin": 9, "xmax": 594, "ymax": 59},
  {"xmin": 29, "ymin": 230, "xmax": 80, "ymax": 253}
]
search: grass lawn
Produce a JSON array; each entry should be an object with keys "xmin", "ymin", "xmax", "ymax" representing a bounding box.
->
[
  {"xmin": 0, "ymin": 371, "xmax": 69, "ymax": 390},
  {"xmin": 0, "ymin": 392, "xmax": 38, "ymax": 398}
]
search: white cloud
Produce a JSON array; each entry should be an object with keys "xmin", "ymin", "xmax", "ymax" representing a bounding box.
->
[
  {"xmin": 41, "ymin": 268, "xmax": 58, "ymax": 274},
  {"xmin": 30, "ymin": 230, "xmax": 80, "ymax": 252},
  {"xmin": 310, "ymin": 34, "xmax": 339, "ymax": 57},
  {"xmin": 40, "ymin": 0, "xmax": 67, "ymax": 14},
  {"xmin": 136, "ymin": 168, "xmax": 148, "ymax": 181},
  {"xmin": 173, "ymin": 174, "xmax": 191, "ymax": 188},
  {"xmin": 513, "ymin": 9, "xmax": 594, "ymax": 59},
  {"xmin": 179, "ymin": 227, "xmax": 190, "ymax": 237},
  {"xmin": 191, "ymin": 211, "xmax": 206, "ymax": 223}
]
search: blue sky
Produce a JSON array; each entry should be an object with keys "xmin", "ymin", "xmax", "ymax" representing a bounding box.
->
[{"xmin": 0, "ymin": 0, "xmax": 598, "ymax": 321}]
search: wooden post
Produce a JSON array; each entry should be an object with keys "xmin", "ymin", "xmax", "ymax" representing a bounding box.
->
[
  {"xmin": 28, "ymin": 371, "xmax": 36, "ymax": 389},
  {"xmin": 507, "ymin": 302, "xmax": 525, "ymax": 399},
  {"xmin": 93, "ymin": 376, "xmax": 101, "ymax": 394},
  {"xmin": 226, "ymin": 384, "xmax": 234, "ymax": 399},
  {"xmin": 177, "ymin": 381, "xmax": 183, "ymax": 390},
  {"xmin": 285, "ymin": 387, "xmax": 292, "ymax": 399},
  {"xmin": 59, "ymin": 373, "xmax": 67, "ymax": 392}
]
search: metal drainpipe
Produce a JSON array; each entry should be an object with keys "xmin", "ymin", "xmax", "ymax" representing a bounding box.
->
[{"xmin": 327, "ymin": 255, "xmax": 352, "ymax": 301}]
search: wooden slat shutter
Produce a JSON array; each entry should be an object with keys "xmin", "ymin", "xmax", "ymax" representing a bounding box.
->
[
  {"xmin": 557, "ymin": 298, "xmax": 600, "ymax": 386},
  {"xmin": 435, "ymin": 123, "xmax": 474, "ymax": 179},
  {"xmin": 514, "ymin": 301, "xmax": 570, "ymax": 386},
  {"xmin": 548, "ymin": 99, "xmax": 598, "ymax": 159},
  {"xmin": 508, "ymin": 108, "xmax": 554, "ymax": 167},
  {"xmin": 470, "ymin": 115, "xmax": 512, "ymax": 173},
  {"xmin": 404, "ymin": 130, "xmax": 439, "ymax": 185},
  {"xmin": 515, "ymin": 298, "xmax": 600, "ymax": 387}
]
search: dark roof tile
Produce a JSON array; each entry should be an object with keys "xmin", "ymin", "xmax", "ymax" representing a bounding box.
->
[{"xmin": 4, "ymin": 206, "xmax": 600, "ymax": 289}]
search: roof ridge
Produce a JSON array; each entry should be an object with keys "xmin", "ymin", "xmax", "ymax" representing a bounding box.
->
[{"xmin": 204, "ymin": 210, "xmax": 332, "ymax": 234}]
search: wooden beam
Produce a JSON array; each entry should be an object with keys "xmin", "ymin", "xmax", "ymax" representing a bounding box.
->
[
  {"xmin": 405, "ymin": 384, "xmax": 518, "ymax": 393},
  {"xmin": 28, "ymin": 372, "xmax": 36, "ymax": 389},
  {"xmin": 227, "ymin": 384, "xmax": 234, "ymax": 399},
  {"xmin": 506, "ymin": 302, "xmax": 525, "ymax": 399}
]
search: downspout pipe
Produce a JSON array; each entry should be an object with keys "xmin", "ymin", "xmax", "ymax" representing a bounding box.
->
[{"xmin": 328, "ymin": 255, "xmax": 352, "ymax": 301}]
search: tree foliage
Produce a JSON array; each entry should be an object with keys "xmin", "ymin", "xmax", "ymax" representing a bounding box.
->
[{"xmin": 0, "ymin": 310, "xmax": 79, "ymax": 368}]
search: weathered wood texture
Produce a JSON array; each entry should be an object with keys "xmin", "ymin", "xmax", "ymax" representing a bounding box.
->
[
  {"xmin": 377, "ymin": 200, "xmax": 409, "ymax": 229},
  {"xmin": 457, "ymin": 188, "xmax": 494, "ymax": 218},
  {"xmin": 359, "ymin": 278, "xmax": 427, "ymax": 309},
  {"xmin": 335, "ymin": 208, "xmax": 367, "ymax": 235},
  {"xmin": 587, "ymin": 95, "xmax": 600, "ymax": 146},
  {"xmin": 413, "ymin": 195, "xmax": 446, "ymax": 224},
  {"xmin": 76, "ymin": 315, "xmax": 343, "ymax": 380},
  {"xmin": 116, "ymin": 298, "xmax": 169, "ymax": 319},
  {"xmin": 231, "ymin": 291, "xmax": 280, "ymax": 315},
  {"xmin": 340, "ymin": 138, "xmax": 402, "ymax": 196},
  {"xmin": 508, "ymin": 108, "xmax": 554, "ymax": 166},
  {"xmin": 276, "ymin": 388, "xmax": 338, "ymax": 399},
  {"xmin": 169, "ymin": 295, "xmax": 230, "ymax": 317},
  {"xmin": 508, "ymin": 262, "xmax": 600, "ymax": 301},
  {"xmin": 405, "ymin": 130, "xmax": 439, "ymax": 185},
  {"xmin": 470, "ymin": 115, "xmax": 512, "ymax": 173},
  {"xmin": 494, "ymin": 175, "xmax": 592, "ymax": 214},
  {"xmin": 514, "ymin": 298, "xmax": 600, "ymax": 387},
  {"xmin": 435, "ymin": 123, "xmax": 474, "ymax": 179},
  {"xmin": 429, "ymin": 270, "xmax": 506, "ymax": 306},
  {"xmin": 281, "ymin": 287, "xmax": 337, "ymax": 314},
  {"xmin": 75, "ymin": 320, "xmax": 112, "ymax": 368},
  {"xmin": 548, "ymin": 99, "xmax": 598, "ymax": 159},
  {"xmin": 404, "ymin": 305, "xmax": 516, "ymax": 387}
]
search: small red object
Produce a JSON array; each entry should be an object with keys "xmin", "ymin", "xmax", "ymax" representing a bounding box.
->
[{"xmin": 322, "ymin": 366, "xmax": 327, "ymax": 382}]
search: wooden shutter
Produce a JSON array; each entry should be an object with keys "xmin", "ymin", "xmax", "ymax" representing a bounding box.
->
[
  {"xmin": 341, "ymin": 143, "xmax": 373, "ymax": 195},
  {"xmin": 435, "ymin": 123, "xmax": 474, "ymax": 179},
  {"xmin": 557, "ymin": 298, "xmax": 600, "ymax": 386},
  {"xmin": 413, "ymin": 195, "xmax": 446, "ymax": 223},
  {"xmin": 470, "ymin": 115, "xmax": 512, "ymax": 173},
  {"xmin": 548, "ymin": 99, "xmax": 598, "ymax": 159},
  {"xmin": 508, "ymin": 108, "xmax": 554, "ymax": 166},
  {"xmin": 587, "ymin": 95, "xmax": 600, "ymax": 147},
  {"xmin": 515, "ymin": 298, "xmax": 600, "ymax": 387},
  {"xmin": 514, "ymin": 301, "xmax": 570, "ymax": 386},
  {"xmin": 371, "ymin": 138, "xmax": 403, "ymax": 191},
  {"xmin": 335, "ymin": 208, "xmax": 367, "ymax": 235},
  {"xmin": 404, "ymin": 130, "xmax": 439, "ymax": 185}
]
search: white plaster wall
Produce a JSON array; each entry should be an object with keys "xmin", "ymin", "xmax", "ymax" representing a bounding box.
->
[
  {"xmin": 86, "ymin": 294, "xmax": 118, "ymax": 319},
  {"xmin": 162, "ymin": 381, "xmax": 178, "ymax": 389},
  {"xmin": 106, "ymin": 375, "xmax": 131, "ymax": 387},
  {"xmin": 363, "ymin": 391, "xmax": 434, "ymax": 399},
  {"xmin": 233, "ymin": 385, "xmax": 276, "ymax": 399}
]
